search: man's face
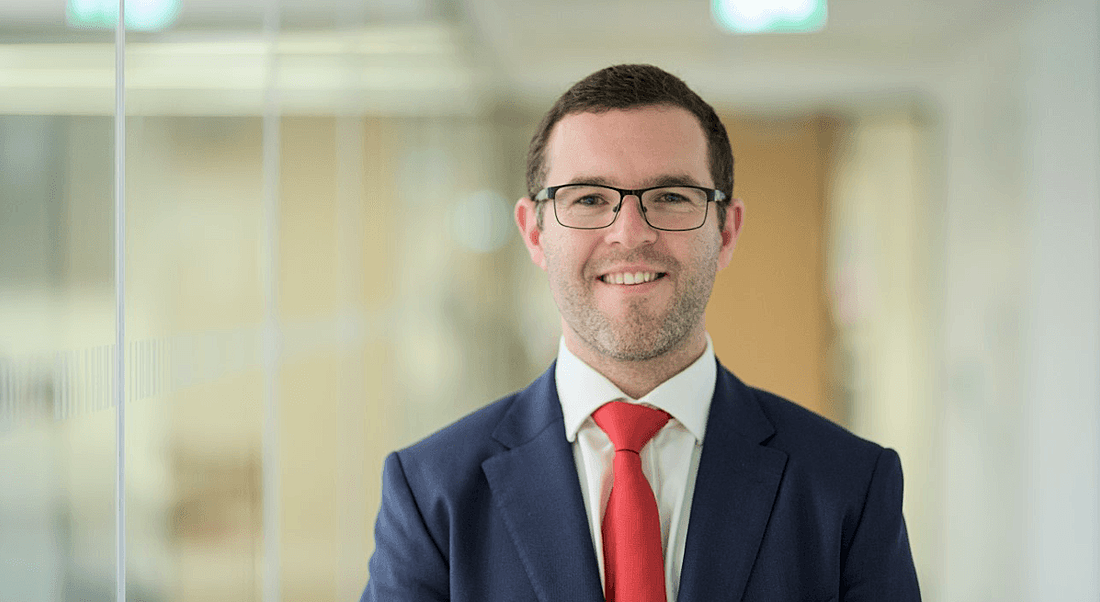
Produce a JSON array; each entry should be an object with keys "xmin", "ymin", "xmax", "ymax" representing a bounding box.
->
[{"xmin": 516, "ymin": 106, "xmax": 743, "ymax": 363}]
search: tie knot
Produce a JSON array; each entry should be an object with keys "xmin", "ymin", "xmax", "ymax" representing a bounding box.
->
[{"xmin": 592, "ymin": 400, "xmax": 670, "ymax": 453}]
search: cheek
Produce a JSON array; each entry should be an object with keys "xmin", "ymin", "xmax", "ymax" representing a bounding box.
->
[
  {"xmin": 695, "ymin": 229, "xmax": 724, "ymax": 261},
  {"xmin": 541, "ymin": 244, "xmax": 577, "ymax": 294},
  {"xmin": 677, "ymin": 234, "xmax": 722, "ymax": 279},
  {"xmin": 543, "ymin": 233, "xmax": 596, "ymax": 277}
]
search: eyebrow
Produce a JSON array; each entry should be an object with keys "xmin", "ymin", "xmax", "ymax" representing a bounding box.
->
[{"xmin": 566, "ymin": 173, "xmax": 707, "ymax": 189}]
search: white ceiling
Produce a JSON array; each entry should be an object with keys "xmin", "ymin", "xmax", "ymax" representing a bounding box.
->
[
  {"xmin": 0, "ymin": 0, "xmax": 1034, "ymax": 114},
  {"xmin": 461, "ymin": 0, "xmax": 1032, "ymax": 112}
]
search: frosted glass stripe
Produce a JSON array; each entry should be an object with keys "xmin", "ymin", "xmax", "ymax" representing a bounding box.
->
[{"xmin": 0, "ymin": 314, "xmax": 370, "ymax": 436}]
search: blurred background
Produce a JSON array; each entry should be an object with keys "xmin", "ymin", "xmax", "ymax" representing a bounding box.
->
[{"xmin": 0, "ymin": 0, "xmax": 1097, "ymax": 600}]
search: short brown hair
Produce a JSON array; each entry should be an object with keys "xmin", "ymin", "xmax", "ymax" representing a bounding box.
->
[{"xmin": 526, "ymin": 64, "xmax": 733, "ymax": 228}]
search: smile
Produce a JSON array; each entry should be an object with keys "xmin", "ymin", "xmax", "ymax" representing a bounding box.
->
[{"xmin": 599, "ymin": 271, "xmax": 666, "ymax": 285}]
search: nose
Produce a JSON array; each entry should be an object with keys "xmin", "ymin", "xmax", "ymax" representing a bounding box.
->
[{"xmin": 604, "ymin": 194, "xmax": 658, "ymax": 248}]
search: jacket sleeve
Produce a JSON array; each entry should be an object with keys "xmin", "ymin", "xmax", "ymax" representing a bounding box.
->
[
  {"xmin": 840, "ymin": 448, "xmax": 922, "ymax": 601},
  {"xmin": 360, "ymin": 452, "xmax": 449, "ymax": 602}
]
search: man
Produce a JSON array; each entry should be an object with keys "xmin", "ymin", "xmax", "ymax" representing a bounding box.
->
[{"xmin": 362, "ymin": 64, "xmax": 920, "ymax": 601}]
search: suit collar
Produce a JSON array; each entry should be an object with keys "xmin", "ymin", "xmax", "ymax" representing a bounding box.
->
[
  {"xmin": 677, "ymin": 363, "xmax": 788, "ymax": 602},
  {"xmin": 712, "ymin": 359, "xmax": 776, "ymax": 445},
  {"xmin": 484, "ymin": 364, "xmax": 604, "ymax": 602},
  {"xmin": 489, "ymin": 357, "xmax": 776, "ymax": 449},
  {"xmin": 489, "ymin": 362, "xmax": 563, "ymax": 449}
]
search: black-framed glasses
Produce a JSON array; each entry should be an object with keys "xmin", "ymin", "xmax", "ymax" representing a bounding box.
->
[{"xmin": 534, "ymin": 183, "xmax": 726, "ymax": 231}]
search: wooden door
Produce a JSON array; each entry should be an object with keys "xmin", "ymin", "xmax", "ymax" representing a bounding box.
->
[{"xmin": 706, "ymin": 116, "xmax": 838, "ymax": 422}]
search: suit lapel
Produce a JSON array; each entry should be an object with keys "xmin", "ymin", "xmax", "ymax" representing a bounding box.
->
[
  {"xmin": 482, "ymin": 365, "xmax": 604, "ymax": 602},
  {"xmin": 677, "ymin": 364, "xmax": 788, "ymax": 602}
]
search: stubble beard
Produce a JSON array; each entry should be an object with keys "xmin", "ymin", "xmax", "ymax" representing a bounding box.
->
[{"xmin": 549, "ymin": 254, "xmax": 716, "ymax": 363}]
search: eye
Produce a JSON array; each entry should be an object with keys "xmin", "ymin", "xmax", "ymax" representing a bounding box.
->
[
  {"xmin": 652, "ymin": 191, "xmax": 691, "ymax": 204},
  {"xmin": 574, "ymin": 194, "xmax": 609, "ymax": 206},
  {"xmin": 559, "ymin": 186, "xmax": 616, "ymax": 207},
  {"xmin": 646, "ymin": 187, "xmax": 707, "ymax": 208}
]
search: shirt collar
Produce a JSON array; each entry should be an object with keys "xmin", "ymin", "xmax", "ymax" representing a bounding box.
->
[{"xmin": 556, "ymin": 335, "xmax": 717, "ymax": 444}]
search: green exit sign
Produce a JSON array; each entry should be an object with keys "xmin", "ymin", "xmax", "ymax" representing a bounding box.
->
[
  {"xmin": 68, "ymin": 0, "xmax": 181, "ymax": 31},
  {"xmin": 712, "ymin": 0, "xmax": 827, "ymax": 34}
]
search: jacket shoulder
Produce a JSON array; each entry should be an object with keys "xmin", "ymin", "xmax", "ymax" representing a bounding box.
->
[
  {"xmin": 397, "ymin": 392, "xmax": 517, "ymax": 471},
  {"xmin": 749, "ymin": 385, "xmax": 883, "ymax": 459},
  {"xmin": 393, "ymin": 364, "xmax": 559, "ymax": 484},
  {"xmin": 718, "ymin": 368, "xmax": 891, "ymax": 498}
]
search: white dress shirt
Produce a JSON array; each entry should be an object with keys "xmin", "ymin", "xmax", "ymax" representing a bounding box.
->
[{"xmin": 555, "ymin": 335, "xmax": 717, "ymax": 602}]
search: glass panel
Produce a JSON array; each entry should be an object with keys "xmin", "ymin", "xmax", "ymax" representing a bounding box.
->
[
  {"xmin": 113, "ymin": 1, "xmax": 558, "ymax": 600},
  {"xmin": 124, "ymin": 115, "xmax": 266, "ymax": 602},
  {"xmin": 0, "ymin": 1, "xmax": 118, "ymax": 599},
  {"xmin": 124, "ymin": 3, "xmax": 269, "ymax": 602}
]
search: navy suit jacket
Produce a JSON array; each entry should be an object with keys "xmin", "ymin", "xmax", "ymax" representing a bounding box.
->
[{"xmin": 362, "ymin": 361, "xmax": 920, "ymax": 601}]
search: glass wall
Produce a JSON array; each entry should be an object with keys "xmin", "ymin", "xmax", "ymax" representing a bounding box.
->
[{"xmin": 0, "ymin": 2, "xmax": 549, "ymax": 600}]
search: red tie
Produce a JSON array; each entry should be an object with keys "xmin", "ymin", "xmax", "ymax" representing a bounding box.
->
[{"xmin": 592, "ymin": 401, "xmax": 671, "ymax": 602}]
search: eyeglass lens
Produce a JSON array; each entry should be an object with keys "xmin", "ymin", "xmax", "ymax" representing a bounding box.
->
[{"xmin": 553, "ymin": 185, "xmax": 709, "ymax": 230}]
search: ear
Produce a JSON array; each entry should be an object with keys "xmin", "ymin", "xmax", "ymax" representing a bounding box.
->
[
  {"xmin": 717, "ymin": 199, "xmax": 745, "ymax": 271},
  {"xmin": 515, "ymin": 197, "xmax": 547, "ymax": 270}
]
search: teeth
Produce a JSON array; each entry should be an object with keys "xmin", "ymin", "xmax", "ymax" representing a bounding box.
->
[{"xmin": 602, "ymin": 272, "xmax": 659, "ymax": 285}]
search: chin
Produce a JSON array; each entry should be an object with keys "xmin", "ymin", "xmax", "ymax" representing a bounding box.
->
[{"xmin": 594, "ymin": 331, "xmax": 675, "ymax": 362}]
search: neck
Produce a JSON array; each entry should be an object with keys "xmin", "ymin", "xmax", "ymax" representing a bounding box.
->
[{"xmin": 564, "ymin": 328, "xmax": 708, "ymax": 399}]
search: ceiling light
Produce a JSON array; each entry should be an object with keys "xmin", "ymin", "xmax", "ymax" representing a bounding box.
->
[
  {"xmin": 712, "ymin": 0, "xmax": 826, "ymax": 34},
  {"xmin": 68, "ymin": 0, "xmax": 181, "ymax": 32}
]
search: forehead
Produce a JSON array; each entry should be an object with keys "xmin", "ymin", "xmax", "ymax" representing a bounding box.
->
[{"xmin": 544, "ymin": 106, "xmax": 711, "ymax": 187}]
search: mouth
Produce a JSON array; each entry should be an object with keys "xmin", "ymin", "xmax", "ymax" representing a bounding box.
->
[{"xmin": 598, "ymin": 271, "xmax": 668, "ymax": 286}]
